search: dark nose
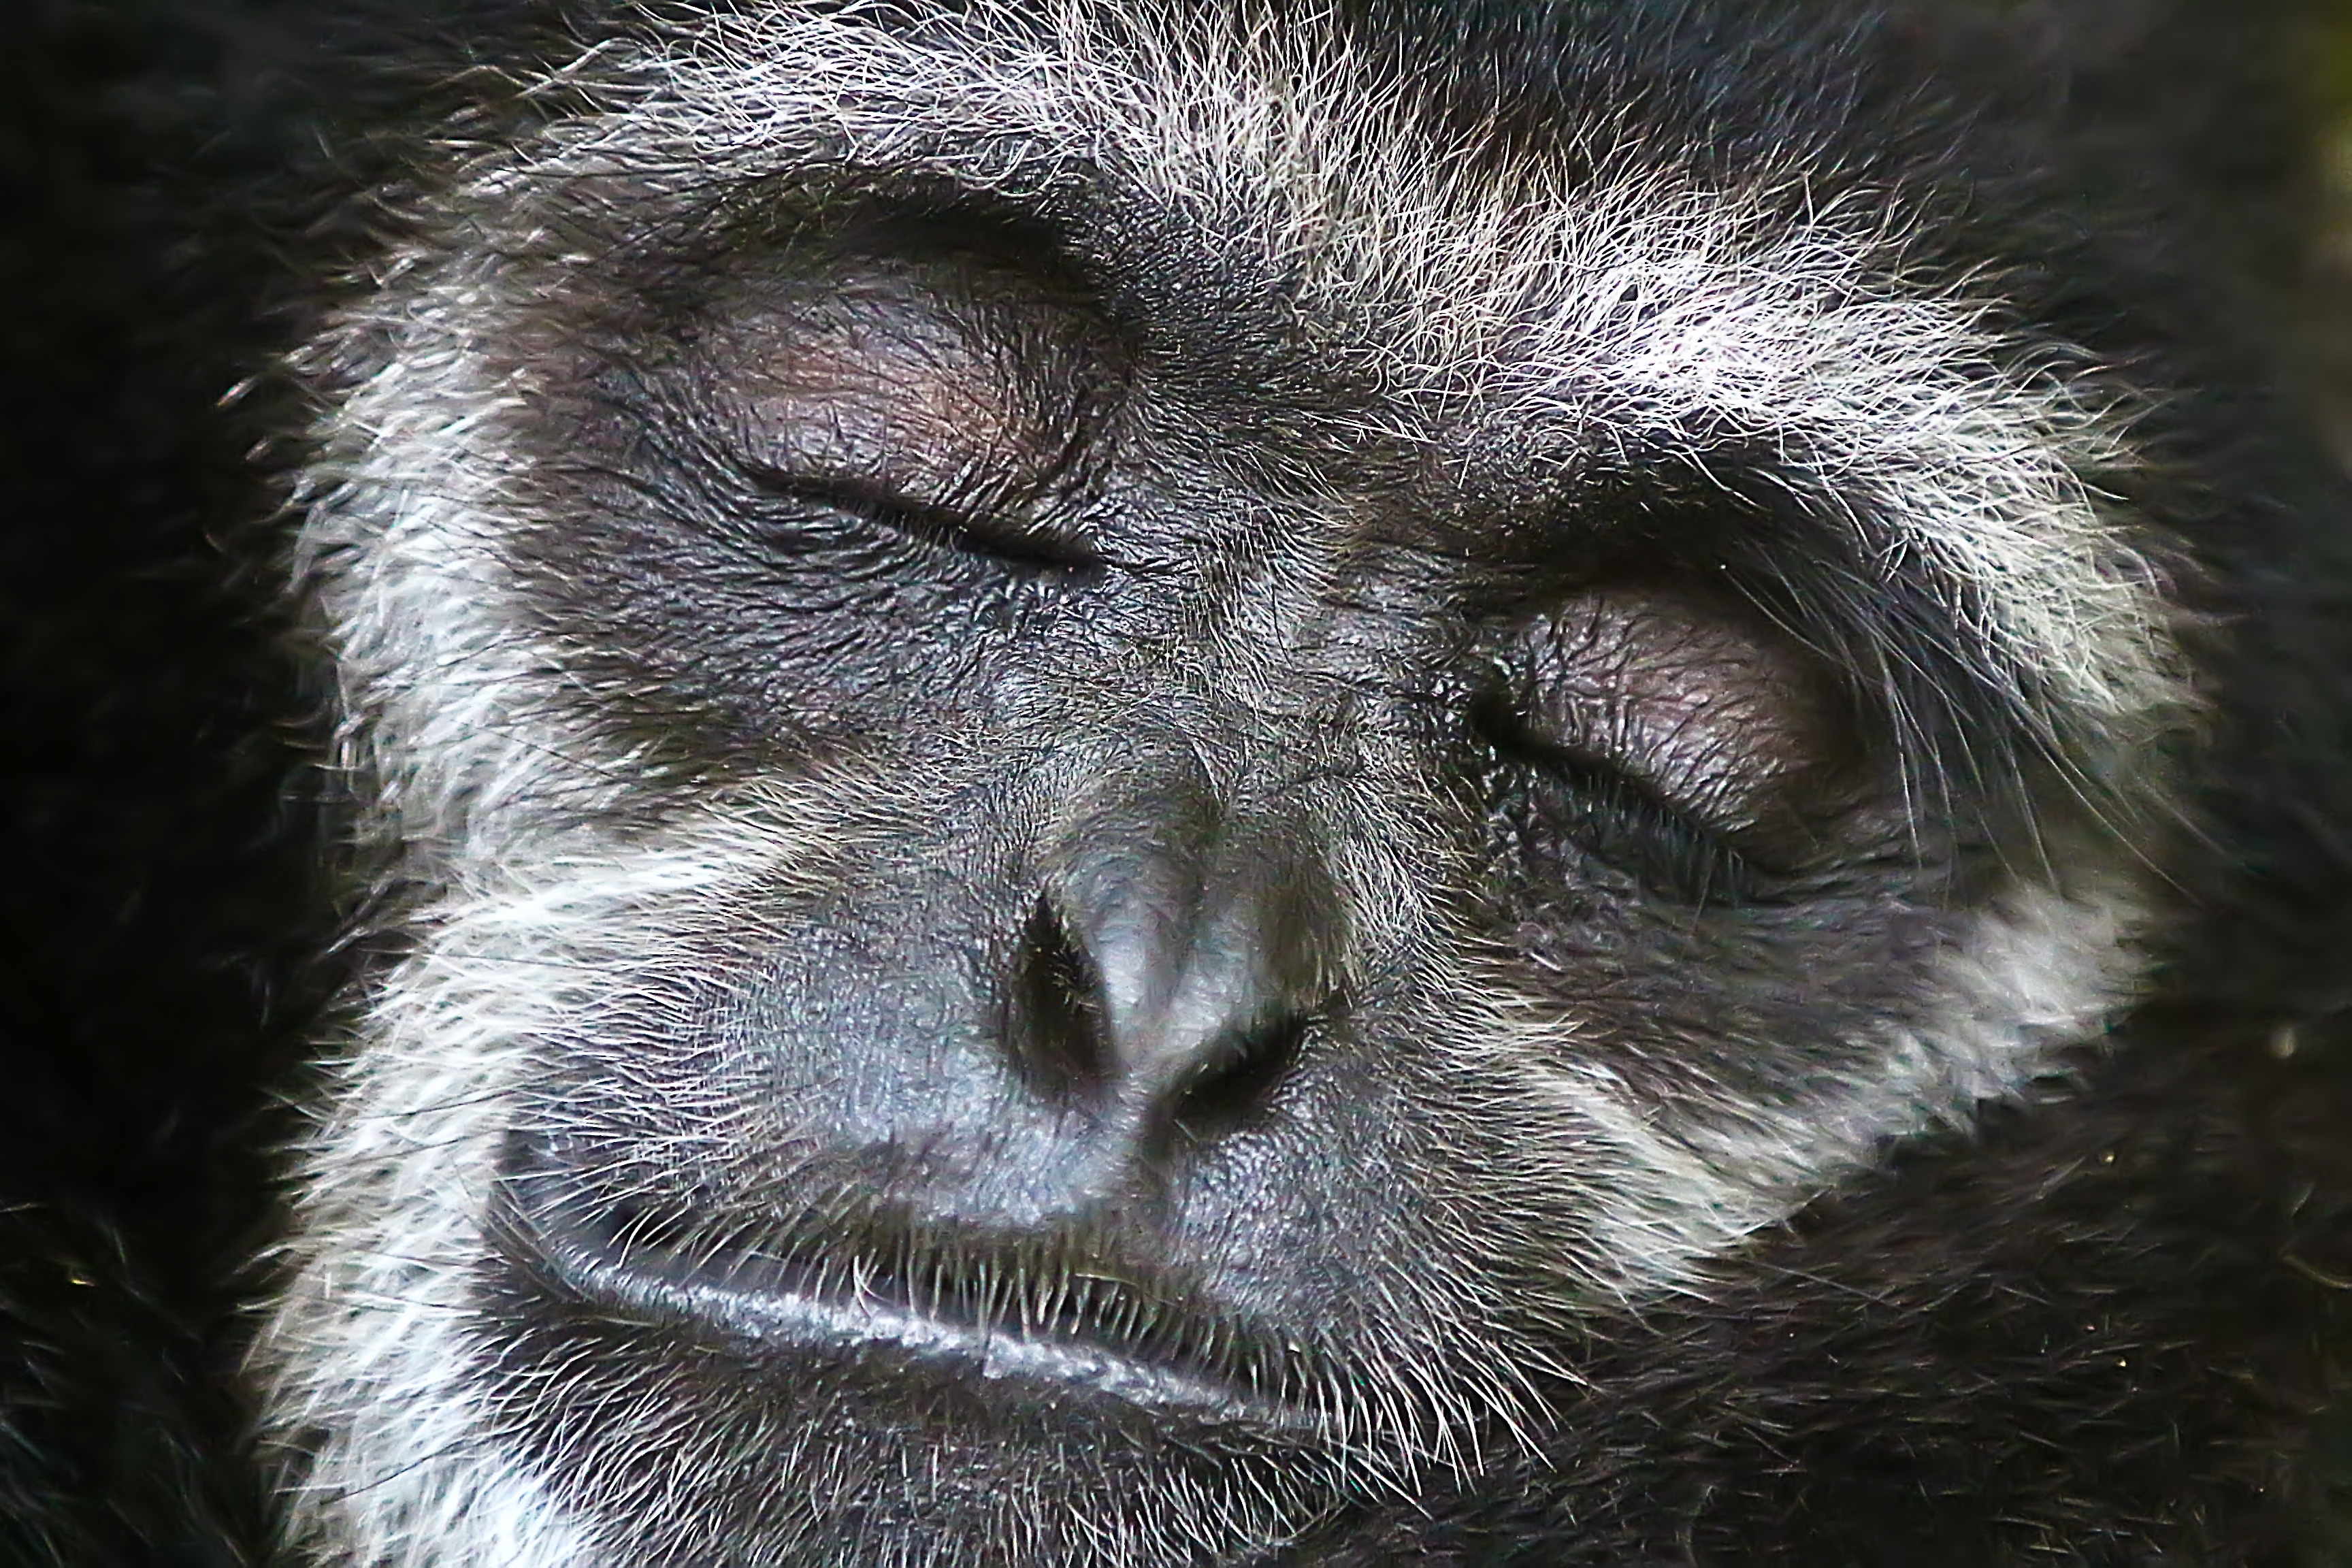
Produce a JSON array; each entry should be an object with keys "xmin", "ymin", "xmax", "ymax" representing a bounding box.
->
[{"xmin": 1007, "ymin": 775, "xmax": 1339, "ymax": 1134}]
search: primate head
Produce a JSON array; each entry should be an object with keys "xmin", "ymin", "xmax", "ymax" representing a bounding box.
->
[{"xmin": 254, "ymin": 3, "xmax": 2342, "ymax": 1565}]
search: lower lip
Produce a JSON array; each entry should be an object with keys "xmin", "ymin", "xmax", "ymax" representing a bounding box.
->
[{"xmin": 501, "ymin": 1171, "xmax": 1322, "ymax": 1435}]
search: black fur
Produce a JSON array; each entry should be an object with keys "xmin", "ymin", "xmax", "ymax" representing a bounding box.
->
[{"xmin": 1310, "ymin": 1007, "xmax": 2352, "ymax": 1563}]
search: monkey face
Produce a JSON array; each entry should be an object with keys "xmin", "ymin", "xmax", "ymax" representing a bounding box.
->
[{"xmin": 258, "ymin": 6, "xmax": 2202, "ymax": 1565}]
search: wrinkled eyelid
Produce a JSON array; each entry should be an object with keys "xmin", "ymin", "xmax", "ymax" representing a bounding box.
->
[
  {"xmin": 1478, "ymin": 703, "xmax": 1768, "ymax": 903},
  {"xmin": 1479, "ymin": 693, "xmax": 1717, "ymax": 824},
  {"xmin": 1512, "ymin": 588, "xmax": 1840, "ymax": 757},
  {"xmin": 753, "ymin": 466, "xmax": 1106, "ymax": 572},
  {"xmin": 1512, "ymin": 693, "xmax": 1771, "ymax": 819}
]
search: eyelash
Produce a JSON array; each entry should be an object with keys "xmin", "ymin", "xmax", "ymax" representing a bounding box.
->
[
  {"xmin": 737, "ymin": 463, "xmax": 1099, "ymax": 575},
  {"xmin": 1472, "ymin": 697, "xmax": 1764, "ymax": 906}
]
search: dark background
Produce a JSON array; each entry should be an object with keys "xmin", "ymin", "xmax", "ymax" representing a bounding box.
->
[{"xmin": 3, "ymin": 1, "xmax": 350, "ymax": 1557}]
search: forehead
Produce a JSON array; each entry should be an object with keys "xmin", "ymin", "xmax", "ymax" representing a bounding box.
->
[{"xmin": 555, "ymin": 4, "xmax": 1867, "ymax": 381}]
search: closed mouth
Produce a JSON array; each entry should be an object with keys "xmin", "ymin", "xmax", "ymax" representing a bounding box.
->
[{"xmin": 494, "ymin": 1135, "xmax": 1327, "ymax": 1434}]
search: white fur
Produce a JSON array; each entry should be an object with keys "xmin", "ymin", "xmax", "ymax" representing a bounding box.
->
[{"xmin": 1439, "ymin": 879, "xmax": 2149, "ymax": 1299}]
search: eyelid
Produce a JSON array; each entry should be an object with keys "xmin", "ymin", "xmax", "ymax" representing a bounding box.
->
[
  {"xmin": 1488, "ymin": 668, "xmax": 1768, "ymax": 847},
  {"xmin": 1501, "ymin": 593, "xmax": 1836, "ymax": 834},
  {"xmin": 1476, "ymin": 693, "xmax": 1771, "ymax": 902},
  {"xmin": 1478, "ymin": 691, "xmax": 1750, "ymax": 842},
  {"xmin": 741, "ymin": 461, "xmax": 1105, "ymax": 571}
]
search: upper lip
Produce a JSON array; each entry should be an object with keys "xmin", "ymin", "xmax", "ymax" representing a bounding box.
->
[{"xmin": 493, "ymin": 1135, "xmax": 1327, "ymax": 1433}]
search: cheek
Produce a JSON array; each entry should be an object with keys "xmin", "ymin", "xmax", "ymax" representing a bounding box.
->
[{"xmin": 1505, "ymin": 892, "xmax": 1973, "ymax": 1098}]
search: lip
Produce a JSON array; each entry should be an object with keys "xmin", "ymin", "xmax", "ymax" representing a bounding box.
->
[{"xmin": 494, "ymin": 1140, "xmax": 1326, "ymax": 1435}]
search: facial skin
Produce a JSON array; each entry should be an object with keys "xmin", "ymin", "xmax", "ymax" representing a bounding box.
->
[{"xmin": 255, "ymin": 5, "xmax": 2197, "ymax": 1565}]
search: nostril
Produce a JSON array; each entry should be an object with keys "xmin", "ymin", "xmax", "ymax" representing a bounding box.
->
[
  {"xmin": 1009, "ymin": 896, "xmax": 1111, "ymax": 1098},
  {"xmin": 1169, "ymin": 1011, "xmax": 1309, "ymax": 1139}
]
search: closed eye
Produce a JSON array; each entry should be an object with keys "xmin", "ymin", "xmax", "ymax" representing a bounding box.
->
[
  {"xmin": 740, "ymin": 463, "xmax": 1104, "ymax": 574},
  {"xmin": 1473, "ymin": 693, "xmax": 1774, "ymax": 906}
]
